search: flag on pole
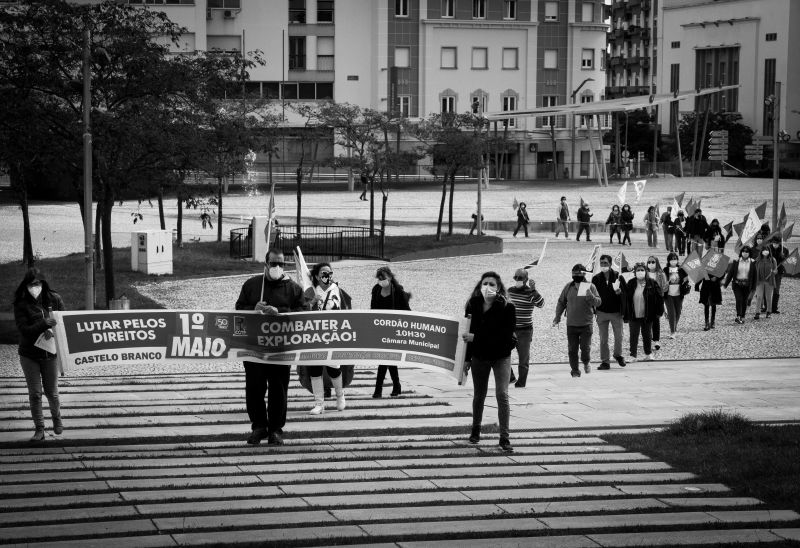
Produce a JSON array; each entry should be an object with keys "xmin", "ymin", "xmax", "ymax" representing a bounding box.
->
[
  {"xmin": 613, "ymin": 251, "xmax": 629, "ymax": 272},
  {"xmin": 674, "ymin": 192, "xmax": 685, "ymax": 207},
  {"xmin": 524, "ymin": 239, "xmax": 548, "ymax": 268},
  {"xmin": 732, "ymin": 220, "xmax": 745, "ymax": 239},
  {"xmin": 700, "ymin": 249, "xmax": 730, "ymax": 278},
  {"xmin": 777, "ymin": 203, "xmax": 787, "ymax": 230},
  {"xmin": 617, "ymin": 181, "xmax": 628, "ymax": 205},
  {"xmin": 681, "ymin": 249, "xmax": 708, "ymax": 284},
  {"xmin": 754, "ymin": 201, "xmax": 768, "ymax": 221},
  {"xmin": 264, "ymin": 181, "xmax": 277, "ymax": 249},
  {"xmin": 584, "ymin": 244, "xmax": 601, "ymax": 273},
  {"xmin": 740, "ymin": 207, "xmax": 763, "ymax": 246},
  {"xmin": 782, "ymin": 222, "xmax": 794, "ymax": 242},
  {"xmin": 512, "ymin": 196, "xmax": 519, "ymax": 211},
  {"xmin": 292, "ymin": 246, "xmax": 314, "ymax": 292},
  {"xmin": 671, "ymin": 198, "xmax": 681, "ymax": 219},
  {"xmin": 781, "ymin": 248, "xmax": 800, "ymax": 275},
  {"xmin": 684, "ymin": 197, "xmax": 697, "ymax": 217},
  {"xmin": 654, "ymin": 204, "xmax": 660, "ymax": 218},
  {"xmin": 633, "ymin": 179, "xmax": 647, "ymax": 202},
  {"xmin": 721, "ymin": 221, "xmax": 733, "ymax": 240},
  {"xmin": 580, "ymin": 196, "xmax": 587, "ymax": 208}
]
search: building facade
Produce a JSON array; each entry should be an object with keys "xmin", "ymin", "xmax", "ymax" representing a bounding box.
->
[{"xmin": 605, "ymin": 0, "xmax": 657, "ymax": 99}]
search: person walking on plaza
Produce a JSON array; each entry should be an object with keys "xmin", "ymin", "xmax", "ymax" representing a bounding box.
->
[
  {"xmin": 685, "ymin": 208, "xmax": 709, "ymax": 255},
  {"xmin": 553, "ymin": 264, "xmax": 602, "ymax": 377},
  {"xmin": 591, "ymin": 255, "xmax": 626, "ymax": 370},
  {"xmin": 770, "ymin": 237, "xmax": 789, "ymax": 314},
  {"xmin": 673, "ymin": 211, "xmax": 687, "ymax": 255},
  {"xmin": 576, "ymin": 202, "xmax": 593, "ymax": 242},
  {"xmin": 752, "ymin": 246, "xmax": 778, "ymax": 320},
  {"xmin": 507, "ymin": 268, "xmax": 544, "ymax": 387},
  {"xmin": 236, "ymin": 249, "xmax": 307, "ymax": 446},
  {"xmin": 555, "ymin": 196, "xmax": 571, "ymax": 238},
  {"xmin": 513, "ymin": 202, "xmax": 530, "ymax": 238},
  {"xmin": 646, "ymin": 255, "xmax": 667, "ymax": 351},
  {"xmin": 462, "ymin": 271, "xmax": 516, "ymax": 452},
  {"xmin": 606, "ymin": 205, "xmax": 622, "ymax": 244},
  {"xmin": 697, "ymin": 271, "xmax": 722, "ymax": 331},
  {"xmin": 620, "ymin": 203, "xmax": 634, "ymax": 246},
  {"xmin": 469, "ymin": 209, "xmax": 484, "ymax": 236},
  {"xmin": 705, "ymin": 219, "xmax": 725, "ymax": 252},
  {"xmin": 14, "ymin": 268, "xmax": 65, "ymax": 442},
  {"xmin": 304, "ymin": 262, "xmax": 352, "ymax": 415},
  {"xmin": 661, "ymin": 206, "xmax": 674, "ymax": 252},
  {"xmin": 372, "ymin": 266, "xmax": 411, "ymax": 398},
  {"xmin": 644, "ymin": 206, "xmax": 660, "ymax": 248},
  {"xmin": 623, "ymin": 262, "xmax": 661, "ymax": 362},
  {"xmin": 358, "ymin": 171, "xmax": 369, "ymax": 201},
  {"xmin": 723, "ymin": 245, "xmax": 756, "ymax": 324},
  {"xmin": 663, "ymin": 252, "xmax": 689, "ymax": 338}
]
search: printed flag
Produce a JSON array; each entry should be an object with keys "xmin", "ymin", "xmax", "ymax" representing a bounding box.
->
[
  {"xmin": 264, "ymin": 181, "xmax": 277, "ymax": 247},
  {"xmin": 584, "ymin": 244, "xmax": 601, "ymax": 273},
  {"xmin": 732, "ymin": 221, "xmax": 745, "ymax": 239},
  {"xmin": 740, "ymin": 207, "xmax": 762, "ymax": 246},
  {"xmin": 681, "ymin": 249, "xmax": 708, "ymax": 284},
  {"xmin": 781, "ymin": 248, "xmax": 800, "ymax": 275},
  {"xmin": 617, "ymin": 181, "xmax": 628, "ymax": 205},
  {"xmin": 613, "ymin": 251, "xmax": 630, "ymax": 272},
  {"xmin": 782, "ymin": 222, "xmax": 795, "ymax": 242},
  {"xmin": 700, "ymin": 249, "xmax": 731, "ymax": 278},
  {"xmin": 671, "ymin": 198, "xmax": 681, "ymax": 219},
  {"xmin": 513, "ymin": 196, "xmax": 519, "ymax": 211},
  {"xmin": 754, "ymin": 201, "xmax": 768, "ymax": 221},
  {"xmin": 633, "ymin": 179, "xmax": 647, "ymax": 202},
  {"xmin": 777, "ymin": 203, "xmax": 787, "ymax": 230},
  {"xmin": 292, "ymin": 246, "xmax": 314, "ymax": 292},
  {"xmin": 524, "ymin": 239, "xmax": 548, "ymax": 269},
  {"xmin": 684, "ymin": 197, "xmax": 697, "ymax": 217},
  {"xmin": 674, "ymin": 192, "xmax": 685, "ymax": 207},
  {"xmin": 721, "ymin": 221, "xmax": 733, "ymax": 240}
]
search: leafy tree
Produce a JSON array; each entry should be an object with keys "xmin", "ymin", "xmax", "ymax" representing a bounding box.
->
[
  {"xmin": 678, "ymin": 111, "xmax": 753, "ymax": 167},
  {"xmin": 287, "ymin": 103, "xmax": 328, "ymax": 235}
]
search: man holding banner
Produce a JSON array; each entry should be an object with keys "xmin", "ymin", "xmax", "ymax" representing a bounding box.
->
[{"xmin": 236, "ymin": 248, "xmax": 308, "ymax": 446}]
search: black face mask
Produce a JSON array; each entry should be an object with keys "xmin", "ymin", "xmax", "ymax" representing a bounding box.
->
[{"xmin": 572, "ymin": 275, "xmax": 584, "ymax": 283}]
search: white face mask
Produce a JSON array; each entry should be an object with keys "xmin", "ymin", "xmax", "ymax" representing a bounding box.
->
[
  {"xmin": 268, "ymin": 266, "xmax": 283, "ymax": 279},
  {"xmin": 635, "ymin": 271, "xmax": 646, "ymax": 280},
  {"xmin": 669, "ymin": 260, "xmax": 678, "ymax": 266},
  {"xmin": 600, "ymin": 266, "xmax": 610, "ymax": 273},
  {"xmin": 480, "ymin": 284, "xmax": 497, "ymax": 300},
  {"xmin": 378, "ymin": 279, "xmax": 390, "ymax": 288},
  {"xmin": 28, "ymin": 286, "xmax": 42, "ymax": 299},
  {"xmin": 762, "ymin": 250, "xmax": 769, "ymax": 257},
  {"xmin": 514, "ymin": 280, "xmax": 525, "ymax": 288}
]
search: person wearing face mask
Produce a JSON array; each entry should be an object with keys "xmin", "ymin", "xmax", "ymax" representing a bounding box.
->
[
  {"xmin": 605, "ymin": 205, "xmax": 622, "ymax": 244},
  {"xmin": 553, "ymin": 264, "xmax": 602, "ymax": 377},
  {"xmin": 506, "ymin": 268, "xmax": 544, "ymax": 387},
  {"xmin": 298, "ymin": 262, "xmax": 353, "ymax": 415},
  {"xmin": 236, "ymin": 249, "xmax": 308, "ymax": 446},
  {"xmin": 462, "ymin": 272, "xmax": 516, "ymax": 452},
  {"xmin": 643, "ymin": 206, "xmax": 660, "ymax": 248},
  {"xmin": 371, "ymin": 266, "xmax": 411, "ymax": 398},
  {"xmin": 704, "ymin": 219, "xmax": 725, "ymax": 252},
  {"xmin": 13, "ymin": 268, "xmax": 66, "ymax": 442},
  {"xmin": 769, "ymin": 238, "xmax": 789, "ymax": 314},
  {"xmin": 591, "ymin": 255, "xmax": 627, "ymax": 370},
  {"xmin": 576, "ymin": 202, "xmax": 593, "ymax": 242},
  {"xmin": 645, "ymin": 256, "xmax": 667, "ymax": 351},
  {"xmin": 723, "ymin": 246, "xmax": 757, "ymax": 324},
  {"xmin": 623, "ymin": 262, "xmax": 661, "ymax": 362},
  {"xmin": 673, "ymin": 211, "xmax": 687, "ymax": 255},
  {"xmin": 663, "ymin": 252, "xmax": 689, "ymax": 338},
  {"xmin": 661, "ymin": 206, "xmax": 674, "ymax": 252},
  {"xmin": 696, "ymin": 270, "xmax": 722, "ymax": 331},
  {"xmin": 752, "ymin": 246, "xmax": 778, "ymax": 320},
  {"xmin": 620, "ymin": 204, "xmax": 634, "ymax": 246},
  {"xmin": 513, "ymin": 202, "xmax": 530, "ymax": 238},
  {"xmin": 685, "ymin": 208, "xmax": 709, "ymax": 255},
  {"xmin": 555, "ymin": 196, "xmax": 571, "ymax": 238}
]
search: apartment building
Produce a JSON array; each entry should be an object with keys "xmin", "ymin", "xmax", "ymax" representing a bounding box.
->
[{"xmin": 605, "ymin": 0, "xmax": 657, "ymax": 99}]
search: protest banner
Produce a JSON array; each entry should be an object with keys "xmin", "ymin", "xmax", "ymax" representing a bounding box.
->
[
  {"xmin": 781, "ymin": 248, "xmax": 799, "ymax": 275},
  {"xmin": 52, "ymin": 310, "xmax": 469, "ymax": 380},
  {"xmin": 681, "ymin": 249, "xmax": 707, "ymax": 284},
  {"xmin": 700, "ymin": 249, "xmax": 731, "ymax": 278},
  {"xmin": 613, "ymin": 251, "xmax": 629, "ymax": 272}
]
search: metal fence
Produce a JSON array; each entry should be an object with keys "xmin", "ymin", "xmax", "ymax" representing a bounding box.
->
[
  {"xmin": 230, "ymin": 225, "xmax": 384, "ymax": 261},
  {"xmin": 230, "ymin": 227, "xmax": 253, "ymax": 259}
]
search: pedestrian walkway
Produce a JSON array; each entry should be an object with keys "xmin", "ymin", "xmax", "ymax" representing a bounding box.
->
[{"xmin": 1, "ymin": 363, "xmax": 799, "ymax": 546}]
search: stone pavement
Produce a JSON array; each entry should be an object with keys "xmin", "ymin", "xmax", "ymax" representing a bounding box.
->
[{"xmin": 1, "ymin": 361, "xmax": 799, "ymax": 546}]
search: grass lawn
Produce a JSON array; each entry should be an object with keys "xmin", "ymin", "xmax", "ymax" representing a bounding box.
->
[{"xmin": 602, "ymin": 411, "xmax": 800, "ymax": 515}]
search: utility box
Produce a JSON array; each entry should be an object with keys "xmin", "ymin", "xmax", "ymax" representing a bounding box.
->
[{"xmin": 131, "ymin": 230, "xmax": 173, "ymax": 275}]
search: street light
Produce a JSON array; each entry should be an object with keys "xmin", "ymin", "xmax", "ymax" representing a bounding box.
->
[{"xmin": 570, "ymin": 77, "xmax": 594, "ymax": 180}]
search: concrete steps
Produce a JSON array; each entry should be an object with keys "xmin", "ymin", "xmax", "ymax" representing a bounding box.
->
[{"xmin": 0, "ymin": 371, "xmax": 798, "ymax": 546}]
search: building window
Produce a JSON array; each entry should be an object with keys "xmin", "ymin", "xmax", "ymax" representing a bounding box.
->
[
  {"xmin": 130, "ymin": 0, "xmax": 196, "ymax": 4},
  {"xmin": 471, "ymin": 90, "xmax": 488, "ymax": 114},
  {"xmin": 471, "ymin": 47, "xmax": 488, "ymax": 69},
  {"xmin": 581, "ymin": 49, "xmax": 594, "ymax": 69},
  {"xmin": 580, "ymin": 94, "xmax": 593, "ymax": 126},
  {"xmin": 441, "ymin": 47, "xmax": 457, "ymax": 69},
  {"xmin": 504, "ymin": 0, "xmax": 517, "ymax": 20},
  {"xmin": 395, "ymin": 47, "xmax": 410, "ymax": 68},
  {"xmin": 441, "ymin": 95, "xmax": 456, "ymax": 113},
  {"xmin": 473, "ymin": 0, "xmax": 486, "ymax": 19},
  {"xmin": 581, "ymin": 2, "xmax": 594, "ymax": 22},
  {"xmin": 543, "ymin": 95, "xmax": 557, "ymax": 127},
  {"xmin": 288, "ymin": 0, "xmax": 305, "ymax": 24},
  {"xmin": 399, "ymin": 95, "xmax": 411, "ymax": 118},
  {"xmin": 395, "ymin": 0, "xmax": 408, "ymax": 17},
  {"xmin": 288, "ymin": 36, "xmax": 305, "ymax": 69},
  {"xmin": 207, "ymin": 0, "xmax": 241, "ymax": 7},
  {"xmin": 208, "ymin": 34, "xmax": 242, "ymax": 53},
  {"xmin": 544, "ymin": 1, "xmax": 558, "ymax": 22},
  {"xmin": 502, "ymin": 94, "xmax": 517, "ymax": 127},
  {"xmin": 544, "ymin": 49, "xmax": 557, "ymax": 69},
  {"xmin": 671, "ymin": 41, "xmax": 680, "ymax": 48},
  {"xmin": 442, "ymin": 0, "xmax": 454, "ymax": 17},
  {"xmin": 766, "ymin": 33, "xmax": 777, "ymax": 41},
  {"xmin": 502, "ymin": 48, "xmax": 518, "ymax": 69},
  {"xmin": 317, "ymin": 0, "xmax": 334, "ymax": 23},
  {"xmin": 317, "ymin": 36, "xmax": 334, "ymax": 71}
]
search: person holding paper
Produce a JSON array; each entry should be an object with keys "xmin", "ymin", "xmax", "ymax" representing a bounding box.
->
[
  {"xmin": 13, "ymin": 268, "xmax": 65, "ymax": 442},
  {"xmin": 462, "ymin": 271, "xmax": 516, "ymax": 452},
  {"xmin": 236, "ymin": 249, "xmax": 308, "ymax": 446},
  {"xmin": 623, "ymin": 262, "xmax": 662, "ymax": 362},
  {"xmin": 371, "ymin": 266, "xmax": 411, "ymax": 398},
  {"xmin": 507, "ymin": 268, "xmax": 545, "ymax": 387},
  {"xmin": 591, "ymin": 255, "xmax": 626, "ymax": 370},
  {"xmin": 723, "ymin": 246, "xmax": 756, "ymax": 324},
  {"xmin": 553, "ymin": 264, "xmax": 602, "ymax": 377}
]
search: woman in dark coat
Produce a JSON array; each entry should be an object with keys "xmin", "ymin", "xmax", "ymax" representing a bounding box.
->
[
  {"xmin": 13, "ymin": 268, "xmax": 66, "ymax": 441},
  {"xmin": 606, "ymin": 204, "xmax": 622, "ymax": 244},
  {"xmin": 697, "ymin": 273, "xmax": 723, "ymax": 331},
  {"xmin": 723, "ymin": 246, "xmax": 757, "ymax": 324},
  {"xmin": 623, "ymin": 262, "xmax": 663, "ymax": 361},
  {"xmin": 371, "ymin": 266, "xmax": 411, "ymax": 397},
  {"xmin": 620, "ymin": 204, "xmax": 634, "ymax": 245}
]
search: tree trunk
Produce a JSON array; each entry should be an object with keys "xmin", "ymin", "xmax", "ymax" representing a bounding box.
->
[
  {"xmin": 94, "ymin": 202, "xmax": 103, "ymax": 271},
  {"xmin": 216, "ymin": 177, "xmax": 223, "ymax": 242},
  {"xmin": 157, "ymin": 186, "xmax": 166, "ymax": 230},
  {"xmin": 176, "ymin": 191, "xmax": 184, "ymax": 248},
  {"xmin": 436, "ymin": 173, "xmax": 448, "ymax": 241},
  {"xmin": 100, "ymin": 190, "xmax": 115, "ymax": 307},
  {"xmin": 447, "ymin": 172, "xmax": 455, "ymax": 236},
  {"xmin": 369, "ymin": 175, "xmax": 375, "ymax": 236}
]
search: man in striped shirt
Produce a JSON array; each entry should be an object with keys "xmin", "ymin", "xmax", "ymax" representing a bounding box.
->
[{"xmin": 507, "ymin": 268, "xmax": 545, "ymax": 387}]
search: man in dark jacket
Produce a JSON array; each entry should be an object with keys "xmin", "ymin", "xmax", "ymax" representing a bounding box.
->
[
  {"xmin": 553, "ymin": 264, "xmax": 602, "ymax": 377},
  {"xmin": 770, "ymin": 237, "xmax": 789, "ymax": 314},
  {"xmin": 684, "ymin": 208, "xmax": 709, "ymax": 255},
  {"xmin": 591, "ymin": 255, "xmax": 626, "ymax": 370},
  {"xmin": 660, "ymin": 206, "xmax": 674, "ymax": 252},
  {"xmin": 236, "ymin": 248, "xmax": 307, "ymax": 445},
  {"xmin": 576, "ymin": 203, "xmax": 593, "ymax": 242}
]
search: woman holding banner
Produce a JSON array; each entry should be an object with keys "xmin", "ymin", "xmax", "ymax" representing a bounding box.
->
[
  {"xmin": 462, "ymin": 271, "xmax": 516, "ymax": 452},
  {"xmin": 304, "ymin": 262, "xmax": 353, "ymax": 415},
  {"xmin": 13, "ymin": 268, "xmax": 65, "ymax": 442},
  {"xmin": 723, "ymin": 246, "xmax": 757, "ymax": 324},
  {"xmin": 371, "ymin": 266, "xmax": 411, "ymax": 398}
]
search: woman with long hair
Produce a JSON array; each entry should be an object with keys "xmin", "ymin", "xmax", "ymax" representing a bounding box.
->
[
  {"xmin": 371, "ymin": 266, "xmax": 411, "ymax": 397},
  {"xmin": 663, "ymin": 252, "xmax": 689, "ymax": 338},
  {"xmin": 645, "ymin": 255, "xmax": 667, "ymax": 351},
  {"xmin": 623, "ymin": 262, "xmax": 661, "ymax": 362},
  {"xmin": 752, "ymin": 246, "xmax": 778, "ymax": 320},
  {"xmin": 644, "ymin": 206, "xmax": 660, "ymax": 248},
  {"xmin": 673, "ymin": 211, "xmax": 687, "ymax": 255},
  {"xmin": 13, "ymin": 268, "xmax": 66, "ymax": 441},
  {"xmin": 723, "ymin": 246, "xmax": 756, "ymax": 324},
  {"xmin": 606, "ymin": 204, "xmax": 622, "ymax": 244},
  {"xmin": 462, "ymin": 271, "xmax": 516, "ymax": 452}
]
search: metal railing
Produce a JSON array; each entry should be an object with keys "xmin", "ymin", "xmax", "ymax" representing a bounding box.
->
[
  {"xmin": 230, "ymin": 227, "xmax": 253, "ymax": 259},
  {"xmin": 230, "ymin": 225, "xmax": 384, "ymax": 261}
]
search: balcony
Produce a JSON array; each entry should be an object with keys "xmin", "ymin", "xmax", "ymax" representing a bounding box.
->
[
  {"xmin": 627, "ymin": 55, "xmax": 640, "ymax": 66},
  {"xmin": 609, "ymin": 56, "xmax": 623, "ymax": 67}
]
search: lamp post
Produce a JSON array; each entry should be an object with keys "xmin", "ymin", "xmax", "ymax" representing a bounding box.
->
[
  {"xmin": 570, "ymin": 77, "xmax": 594, "ymax": 180},
  {"xmin": 82, "ymin": 27, "xmax": 93, "ymax": 311}
]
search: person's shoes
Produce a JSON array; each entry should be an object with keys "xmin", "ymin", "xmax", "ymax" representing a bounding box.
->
[
  {"xmin": 53, "ymin": 420, "xmax": 63, "ymax": 436},
  {"xmin": 513, "ymin": 234, "xmax": 517, "ymax": 238},
  {"xmin": 469, "ymin": 426, "xmax": 480, "ymax": 444},
  {"xmin": 309, "ymin": 404, "xmax": 324, "ymax": 415},
  {"xmin": 615, "ymin": 355, "xmax": 627, "ymax": 367},
  {"xmin": 642, "ymin": 353, "xmax": 654, "ymax": 361},
  {"xmin": 734, "ymin": 317, "xmax": 742, "ymax": 324},
  {"xmin": 598, "ymin": 362, "xmax": 611, "ymax": 370},
  {"xmin": 587, "ymin": 239, "xmax": 592, "ymax": 242},
  {"xmin": 653, "ymin": 342, "xmax": 661, "ymax": 351},
  {"xmin": 703, "ymin": 323, "xmax": 710, "ymax": 331},
  {"xmin": 571, "ymin": 370, "xmax": 581, "ymax": 378},
  {"xmin": 765, "ymin": 312, "xmax": 771, "ymax": 319},
  {"xmin": 372, "ymin": 389, "xmax": 382, "ymax": 399},
  {"xmin": 499, "ymin": 437, "xmax": 514, "ymax": 453},
  {"xmin": 576, "ymin": 237, "xmax": 580, "ymax": 241},
  {"xmin": 509, "ymin": 372, "xmax": 517, "ymax": 385},
  {"xmin": 247, "ymin": 428, "xmax": 268, "ymax": 445},
  {"xmin": 710, "ymin": 322, "xmax": 715, "ymax": 329},
  {"xmin": 772, "ymin": 310, "xmax": 780, "ymax": 314},
  {"xmin": 628, "ymin": 355, "xmax": 638, "ymax": 363},
  {"xmin": 30, "ymin": 428, "xmax": 45, "ymax": 442},
  {"xmin": 514, "ymin": 381, "xmax": 525, "ymax": 388},
  {"xmin": 267, "ymin": 431, "xmax": 284, "ymax": 446},
  {"xmin": 390, "ymin": 385, "xmax": 402, "ymax": 397},
  {"xmin": 754, "ymin": 313, "xmax": 761, "ymax": 321},
  {"xmin": 336, "ymin": 394, "xmax": 346, "ymax": 411},
  {"xmin": 583, "ymin": 363, "xmax": 591, "ymax": 374},
  {"xmin": 669, "ymin": 332, "xmax": 677, "ymax": 339}
]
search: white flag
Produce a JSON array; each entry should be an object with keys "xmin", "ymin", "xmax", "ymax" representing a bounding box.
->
[
  {"xmin": 671, "ymin": 198, "xmax": 681, "ymax": 219},
  {"xmin": 617, "ymin": 181, "xmax": 628, "ymax": 205},
  {"xmin": 633, "ymin": 179, "xmax": 647, "ymax": 203},
  {"xmin": 740, "ymin": 207, "xmax": 762, "ymax": 246},
  {"xmin": 292, "ymin": 246, "xmax": 314, "ymax": 292},
  {"xmin": 584, "ymin": 244, "xmax": 602, "ymax": 273}
]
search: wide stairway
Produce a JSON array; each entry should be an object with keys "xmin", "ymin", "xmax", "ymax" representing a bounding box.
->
[{"xmin": 1, "ymin": 370, "xmax": 798, "ymax": 547}]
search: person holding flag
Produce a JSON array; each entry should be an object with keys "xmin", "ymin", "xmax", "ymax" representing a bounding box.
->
[
  {"xmin": 552, "ymin": 264, "xmax": 602, "ymax": 377},
  {"xmin": 512, "ymin": 202, "xmax": 530, "ymax": 238},
  {"xmin": 770, "ymin": 237, "xmax": 789, "ymax": 314},
  {"xmin": 620, "ymin": 204, "xmax": 634, "ymax": 245},
  {"xmin": 723, "ymin": 246, "xmax": 757, "ymax": 324},
  {"xmin": 605, "ymin": 204, "xmax": 623, "ymax": 244},
  {"xmin": 673, "ymin": 211, "xmax": 687, "ymax": 255},
  {"xmin": 506, "ymin": 269, "xmax": 544, "ymax": 387},
  {"xmin": 591, "ymin": 255, "xmax": 627, "ymax": 370}
]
